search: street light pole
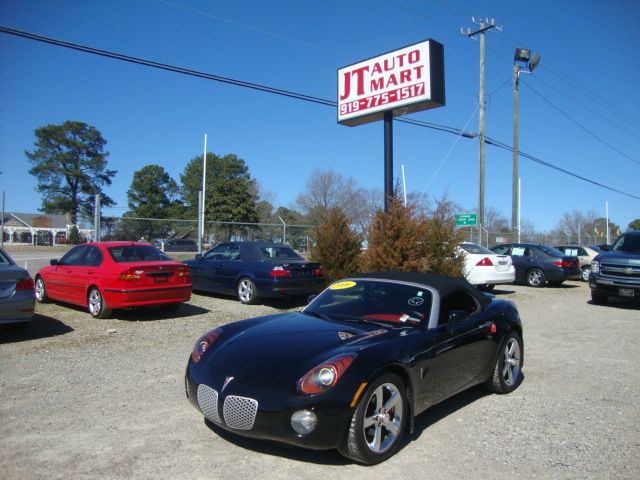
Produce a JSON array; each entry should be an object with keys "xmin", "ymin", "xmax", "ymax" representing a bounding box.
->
[{"xmin": 512, "ymin": 48, "xmax": 540, "ymax": 243}]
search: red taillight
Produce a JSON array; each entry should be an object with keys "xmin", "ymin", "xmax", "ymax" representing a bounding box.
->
[
  {"xmin": 297, "ymin": 353, "xmax": 356, "ymax": 395},
  {"xmin": 119, "ymin": 269, "xmax": 142, "ymax": 281},
  {"xmin": 475, "ymin": 257, "xmax": 494, "ymax": 267},
  {"xmin": 553, "ymin": 260, "xmax": 574, "ymax": 267},
  {"xmin": 176, "ymin": 267, "xmax": 191, "ymax": 283},
  {"xmin": 270, "ymin": 265, "xmax": 292, "ymax": 277},
  {"xmin": 191, "ymin": 328, "xmax": 222, "ymax": 363},
  {"xmin": 16, "ymin": 277, "xmax": 35, "ymax": 291},
  {"xmin": 313, "ymin": 266, "xmax": 323, "ymax": 277}
]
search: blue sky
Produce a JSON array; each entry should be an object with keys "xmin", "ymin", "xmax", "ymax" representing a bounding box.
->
[{"xmin": 1, "ymin": 0, "xmax": 639, "ymax": 232}]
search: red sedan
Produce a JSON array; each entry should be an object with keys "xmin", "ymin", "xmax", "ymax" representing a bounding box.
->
[{"xmin": 35, "ymin": 242, "xmax": 191, "ymax": 318}]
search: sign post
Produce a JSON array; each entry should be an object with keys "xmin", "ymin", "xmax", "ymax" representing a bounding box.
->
[{"xmin": 338, "ymin": 39, "xmax": 445, "ymax": 211}]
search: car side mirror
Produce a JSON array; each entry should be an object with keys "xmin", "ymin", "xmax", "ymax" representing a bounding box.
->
[
  {"xmin": 195, "ymin": 254, "xmax": 202, "ymax": 261},
  {"xmin": 307, "ymin": 294, "xmax": 317, "ymax": 304},
  {"xmin": 447, "ymin": 310, "xmax": 470, "ymax": 333},
  {"xmin": 50, "ymin": 259, "xmax": 59, "ymax": 266}
]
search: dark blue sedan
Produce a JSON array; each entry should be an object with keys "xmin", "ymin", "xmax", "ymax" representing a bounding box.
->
[{"xmin": 184, "ymin": 241, "xmax": 324, "ymax": 304}]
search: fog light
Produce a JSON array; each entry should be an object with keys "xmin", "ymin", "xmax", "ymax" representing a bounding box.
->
[{"xmin": 291, "ymin": 410, "xmax": 317, "ymax": 435}]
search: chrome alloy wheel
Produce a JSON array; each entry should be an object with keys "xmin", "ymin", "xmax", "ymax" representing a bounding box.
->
[
  {"xmin": 527, "ymin": 269, "xmax": 544, "ymax": 287},
  {"xmin": 362, "ymin": 383, "xmax": 404, "ymax": 454},
  {"xmin": 35, "ymin": 277, "xmax": 46, "ymax": 301},
  {"xmin": 88, "ymin": 288, "xmax": 103, "ymax": 316},
  {"xmin": 502, "ymin": 337, "xmax": 522, "ymax": 387},
  {"xmin": 238, "ymin": 279, "xmax": 255, "ymax": 303}
]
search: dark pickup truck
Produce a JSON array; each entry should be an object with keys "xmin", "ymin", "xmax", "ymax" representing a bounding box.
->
[{"xmin": 589, "ymin": 231, "xmax": 640, "ymax": 305}]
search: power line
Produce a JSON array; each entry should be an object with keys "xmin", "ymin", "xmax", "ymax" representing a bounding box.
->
[
  {"xmin": 1, "ymin": 25, "xmax": 638, "ymax": 202},
  {"xmin": 484, "ymin": 136, "xmax": 640, "ymax": 201},
  {"xmin": 521, "ymin": 79, "xmax": 640, "ymax": 167}
]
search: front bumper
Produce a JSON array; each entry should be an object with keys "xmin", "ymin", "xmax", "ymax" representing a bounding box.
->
[
  {"xmin": 589, "ymin": 275, "xmax": 640, "ymax": 299},
  {"xmin": 185, "ymin": 367, "xmax": 354, "ymax": 450}
]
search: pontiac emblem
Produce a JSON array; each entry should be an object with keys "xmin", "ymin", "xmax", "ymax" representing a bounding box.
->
[{"xmin": 221, "ymin": 376, "xmax": 234, "ymax": 392}]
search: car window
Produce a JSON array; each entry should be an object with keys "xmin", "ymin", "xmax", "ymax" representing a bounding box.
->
[
  {"xmin": 492, "ymin": 245, "xmax": 510, "ymax": 255},
  {"xmin": 612, "ymin": 234, "xmax": 640, "ymax": 253},
  {"xmin": 561, "ymin": 247, "xmax": 579, "ymax": 256},
  {"xmin": 83, "ymin": 246, "xmax": 103, "ymax": 267},
  {"xmin": 537, "ymin": 245, "xmax": 565, "ymax": 257},
  {"xmin": 228, "ymin": 245, "xmax": 241, "ymax": 260},
  {"xmin": 577, "ymin": 247, "xmax": 587, "ymax": 256},
  {"xmin": 260, "ymin": 246, "xmax": 302, "ymax": 259},
  {"xmin": 460, "ymin": 243, "xmax": 494, "ymax": 255},
  {"xmin": 438, "ymin": 290, "xmax": 478, "ymax": 327},
  {"xmin": 510, "ymin": 246, "xmax": 529, "ymax": 257},
  {"xmin": 0, "ymin": 249, "xmax": 12, "ymax": 266},
  {"xmin": 108, "ymin": 245, "xmax": 170, "ymax": 262},
  {"xmin": 60, "ymin": 246, "xmax": 86, "ymax": 266}
]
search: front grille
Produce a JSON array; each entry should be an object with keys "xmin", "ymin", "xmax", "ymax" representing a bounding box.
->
[
  {"xmin": 197, "ymin": 384, "xmax": 221, "ymax": 424},
  {"xmin": 223, "ymin": 395, "xmax": 258, "ymax": 430},
  {"xmin": 601, "ymin": 262, "xmax": 640, "ymax": 280}
]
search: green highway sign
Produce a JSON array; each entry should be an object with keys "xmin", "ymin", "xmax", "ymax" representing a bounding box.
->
[{"xmin": 455, "ymin": 213, "xmax": 477, "ymax": 226}]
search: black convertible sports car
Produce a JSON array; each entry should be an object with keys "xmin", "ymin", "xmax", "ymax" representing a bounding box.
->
[{"xmin": 185, "ymin": 272, "xmax": 524, "ymax": 464}]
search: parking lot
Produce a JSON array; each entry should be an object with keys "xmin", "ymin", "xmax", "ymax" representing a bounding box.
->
[{"xmin": 1, "ymin": 280, "xmax": 639, "ymax": 480}]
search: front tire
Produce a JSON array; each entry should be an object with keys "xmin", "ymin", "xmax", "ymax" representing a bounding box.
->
[
  {"xmin": 237, "ymin": 277, "xmax": 258, "ymax": 305},
  {"xmin": 338, "ymin": 373, "xmax": 407, "ymax": 465},
  {"xmin": 591, "ymin": 290, "xmax": 607, "ymax": 305},
  {"xmin": 485, "ymin": 331, "xmax": 524, "ymax": 394},
  {"xmin": 581, "ymin": 266, "xmax": 591, "ymax": 282},
  {"xmin": 88, "ymin": 287, "xmax": 111, "ymax": 319},
  {"xmin": 35, "ymin": 276, "xmax": 48, "ymax": 303},
  {"xmin": 526, "ymin": 268, "xmax": 546, "ymax": 288}
]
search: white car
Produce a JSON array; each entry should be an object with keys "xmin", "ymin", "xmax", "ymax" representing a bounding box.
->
[{"xmin": 458, "ymin": 242, "xmax": 515, "ymax": 290}]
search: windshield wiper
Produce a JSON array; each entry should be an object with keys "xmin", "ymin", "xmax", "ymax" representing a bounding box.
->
[
  {"xmin": 340, "ymin": 316, "xmax": 391, "ymax": 327},
  {"xmin": 303, "ymin": 310, "xmax": 333, "ymax": 321}
]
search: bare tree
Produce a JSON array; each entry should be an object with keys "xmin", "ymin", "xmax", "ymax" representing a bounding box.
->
[{"xmin": 295, "ymin": 169, "xmax": 360, "ymax": 224}]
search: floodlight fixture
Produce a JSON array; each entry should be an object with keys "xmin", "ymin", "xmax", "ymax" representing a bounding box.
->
[{"xmin": 514, "ymin": 48, "xmax": 530, "ymax": 63}]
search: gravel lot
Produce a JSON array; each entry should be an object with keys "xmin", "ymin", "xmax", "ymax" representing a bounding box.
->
[{"xmin": 1, "ymin": 281, "xmax": 639, "ymax": 480}]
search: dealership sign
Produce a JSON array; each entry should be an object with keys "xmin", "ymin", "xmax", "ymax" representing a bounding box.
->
[{"xmin": 337, "ymin": 39, "xmax": 445, "ymax": 126}]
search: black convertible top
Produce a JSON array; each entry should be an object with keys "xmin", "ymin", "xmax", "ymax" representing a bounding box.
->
[{"xmin": 352, "ymin": 271, "xmax": 490, "ymax": 308}]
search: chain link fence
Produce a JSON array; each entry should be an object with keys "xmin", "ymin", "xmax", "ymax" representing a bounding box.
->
[
  {"xmin": 459, "ymin": 225, "xmax": 610, "ymax": 248},
  {"xmin": 99, "ymin": 216, "xmax": 316, "ymax": 253}
]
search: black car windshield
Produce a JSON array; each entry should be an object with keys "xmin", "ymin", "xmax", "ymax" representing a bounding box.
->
[
  {"xmin": 304, "ymin": 279, "xmax": 432, "ymax": 328},
  {"xmin": 260, "ymin": 246, "xmax": 302, "ymax": 260},
  {"xmin": 108, "ymin": 245, "xmax": 171, "ymax": 262},
  {"xmin": 612, "ymin": 234, "xmax": 640, "ymax": 253}
]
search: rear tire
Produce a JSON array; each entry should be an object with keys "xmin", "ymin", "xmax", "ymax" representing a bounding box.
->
[
  {"xmin": 237, "ymin": 277, "xmax": 258, "ymax": 305},
  {"xmin": 88, "ymin": 287, "xmax": 112, "ymax": 319},
  {"xmin": 526, "ymin": 268, "xmax": 546, "ymax": 288},
  {"xmin": 338, "ymin": 373, "xmax": 407, "ymax": 465},
  {"xmin": 485, "ymin": 331, "xmax": 524, "ymax": 394},
  {"xmin": 35, "ymin": 276, "xmax": 48, "ymax": 303},
  {"xmin": 590, "ymin": 290, "xmax": 607, "ymax": 305}
]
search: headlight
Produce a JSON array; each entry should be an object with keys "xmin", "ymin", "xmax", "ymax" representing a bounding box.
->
[
  {"xmin": 297, "ymin": 353, "xmax": 356, "ymax": 395},
  {"xmin": 591, "ymin": 260, "xmax": 600, "ymax": 274},
  {"xmin": 191, "ymin": 328, "xmax": 222, "ymax": 363}
]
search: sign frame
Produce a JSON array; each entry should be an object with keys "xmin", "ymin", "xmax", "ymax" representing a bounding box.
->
[{"xmin": 337, "ymin": 38, "xmax": 445, "ymax": 127}]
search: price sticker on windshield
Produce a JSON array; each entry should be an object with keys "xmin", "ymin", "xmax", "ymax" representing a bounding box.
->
[{"xmin": 330, "ymin": 281, "xmax": 357, "ymax": 290}]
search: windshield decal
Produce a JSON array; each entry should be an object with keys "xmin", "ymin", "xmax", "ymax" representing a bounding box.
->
[
  {"xmin": 330, "ymin": 281, "xmax": 357, "ymax": 290},
  {"xmin": 408, "ymin": 296, "xmax": 424, "ymax": 306}
]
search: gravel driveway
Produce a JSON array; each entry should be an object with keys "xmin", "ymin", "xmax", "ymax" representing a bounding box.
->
[{"xmin": 1, "ymin": 282, "xmax": 638, "ymax": 479}]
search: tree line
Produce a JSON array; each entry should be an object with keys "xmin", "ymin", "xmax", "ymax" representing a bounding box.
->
[{"xmin": 26, "ymin": 121, "xmax": 640, "ymax": 239}]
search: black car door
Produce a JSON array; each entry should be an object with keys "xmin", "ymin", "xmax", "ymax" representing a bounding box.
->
[
  {"xmin": 195, "ymin": 244, "xmax": 229, "ymax": 293},
  {"xmin": 414, "ymin": 290, "xmax": 497, "ymax": 410}
]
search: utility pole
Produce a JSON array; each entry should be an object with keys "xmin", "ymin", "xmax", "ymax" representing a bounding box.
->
[{"xmin": 462, "ymin": 17, "xmax": 500, "ymax": 241}]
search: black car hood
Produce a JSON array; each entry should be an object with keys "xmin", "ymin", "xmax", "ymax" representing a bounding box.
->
[{"xmin": 200, "ymin": 312, "xmax": 393, "ymax": 380}]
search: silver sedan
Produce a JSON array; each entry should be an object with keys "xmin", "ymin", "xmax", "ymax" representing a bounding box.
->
[{"xmin": 0, "ymin": 248, "xmax": 35, "ymax": 326}]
